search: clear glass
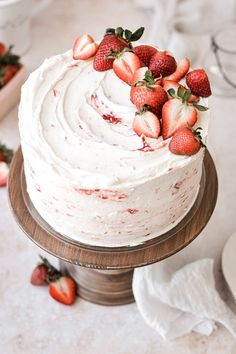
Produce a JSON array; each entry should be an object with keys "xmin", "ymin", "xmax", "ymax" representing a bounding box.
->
[{"xmin": 204, "ymin": 22, "xmax": 236, "ymax": 97}]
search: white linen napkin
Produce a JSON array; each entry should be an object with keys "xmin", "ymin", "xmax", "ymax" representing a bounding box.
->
[{"xmin": 133, "ymin": 258, "xmax": 236, "ymax": 340}]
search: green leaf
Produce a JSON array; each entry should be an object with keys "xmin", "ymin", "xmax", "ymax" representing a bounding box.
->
[
  {"xmin": 183, "ymin": 89, "xmax": 191, "ymax": 101},
  {"xmin": 146, "ymin": 84, "xmax": 155, "ymax": 91},
  {"xmin": 124, "ymin": 29, "xmax": 132, "ymax": 41},
  {"xmin": 105, "ymin": 27, "xmax": 115, "ymax": 35},
  {"xmin": 193, "ymin": 103, "xmax": 208, "ymax": 111},
  {"xmin": 145, "ymin": 70, "xmax": 155, "ymax": 84},
  {"xmin": 129, "ymin": 27, "xmax": 145, "ymax": 42},
  {"xmin": 134, "ymin": 81, "xmax": 144, "ymax": 87},
  {"xmin": 115, "ymin": 27, "xmax": 124, "ymax": 38},
  {"xmin": 177, "ymin": 86, "xmax": 185, "ymax": 99},
  {"xmin": 167, "ymin": 88, "xmax": 176, "ymax": 97}
]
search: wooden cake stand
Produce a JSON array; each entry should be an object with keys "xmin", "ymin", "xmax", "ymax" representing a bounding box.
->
[{"xmin": 8, "ymin": 148, "xmax": 218, "ymax": 306}]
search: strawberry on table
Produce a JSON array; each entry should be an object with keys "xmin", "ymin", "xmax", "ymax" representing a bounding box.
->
[
  {"xmin": 107, "ymin": 49, "xmax": 141, "ymax": 85},
  {"xmin": 131, "ymin": 69, "xmax": 167, "ymax": 115},
  {"xmin": 73, "ymin": 34, "xmax": 98, "ymax": 60},
  {"xmin": 149, "ymin": 51, "xmax": 177, "ymax": 78},
  {"xmin": 49, "ymin": 276, "xmax": 76, "ymax": 306},
  {"xmin": 132, "ymin": 45, "xmax": 157, "ymax": 66},
  {"xmin": 93, "ymin": 26, "xmax": 144, "ymax": 71},
  {"xmin": 30, "ymin": 255, "xmax": 77, "ymax": 305},
  {"xmin": 169, "ymin": 126, "xmax": 205, "ymax": 156},
  {"xmin": 186, "ymin": 69, "xmax": 212, "ymax": 97},
  {"xmin": 0, "ymin": 162, "xmax": 9, "ymax": 187},
  {"xmin": 133, "ymin": 105, "xmax": 161, "ymax": 139},
  {"xmin": 0, "ymin": 42, "xmax": 6, "ymax": 56},
  {"xmin": 164, "ymin": 57, "xmax": 190, "ymax": 82},
  {"xmin": 162, "ymin": 86, "xmax": 208, "ymax": 140}
]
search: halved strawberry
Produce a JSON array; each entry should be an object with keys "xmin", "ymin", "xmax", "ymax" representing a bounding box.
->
[
  {"xmin": 169, "ymin": 126, "xmax": 205, "ymax": 156},
  {"xmin": 73, "ymin": 34, "xmax": 98, "ymax": 60},
  {"xmin": 186, "ymin": 69, "xmax": 212, "ymax": 97},
  {"xmin": 131, "ymin": 66, "xmax": 148, "ymax": 85},
  {"xmin": 110, "ymin": 51, "xmax": 141, "ymax": 85},
  {"xmin": 163, "ymin": 80, "xmax": 199, "ymax": 102},
  {"xmin": 0, "ymin": 162, "xmax": 9, "ymax": 186},
  {"xmin": 93, "ymin": 26, "xmax": 144, "ymax": 71},
  {"xmin": 133, "ymin": 106, "xmax": 161, "ymax": 139},
  {"xmin": 131, "ymin": 70, "xmax": 167, "ymax": 115},
  {"xmin": 132, "ymin": 45, "xmax": 157, "ymax": 66},
  {"xmin": 164, "ymin": 57, "xmax": 190, "ymax": 82},
  {"xmin": 149, "ymin": 51, "xmax": 176, "ymax": 78},
  {"xmin": 162, "ymin": 99, "xmax": 198, "ymax": 140},
  {"xmin": 49, "ymin": 276, "xmax": 76, "ymax": 305}
]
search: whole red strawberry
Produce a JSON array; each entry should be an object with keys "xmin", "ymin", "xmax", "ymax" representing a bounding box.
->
[
  {"xmin": 149, "ymin": 51, "xmax": 176, "ymax": 78},
  {"xmin": 131, "ymin": 70, "xmax": 168, "ymax": 115},
  {"xmin": 133, "ymin": 45, "xmax": 157, "ymax": 66},
  {"xmin": 169, "ymin": 126, "xmax": 205, "ymax": 156},
  {"xmin": 186, "ymin": 69, "xmax": 211, "ymax": 97},
  {"xmin": 31, "ymin": 264, "xmax": 49, "ymax": 286},
  {"xmin": 93, "ymin": 26, "xmax": 144, "ymax": 71}
]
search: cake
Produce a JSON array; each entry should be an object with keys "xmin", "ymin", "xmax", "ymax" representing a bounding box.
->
[{"xmin": 19, "ymin": 26, "xmax": 211, "ymax": 247}]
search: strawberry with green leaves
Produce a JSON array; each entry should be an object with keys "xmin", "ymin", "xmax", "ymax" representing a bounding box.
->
[
  {"xmin": 169, "ymin": 126, "xmax": 205, "ymax": 156},
  {"xmin": 131, "ymin": 69, "xmax": 167, "ymax": 115},
  {"xmin": 162, "ymin": 86, "xmax": 208, "ymax": 140},
  {"xmin": 30, "ymin": 255, "xmax": 77, "ymax": 305},
  {"xmin": 0, "ymin": 142, "xmax": 13, "ymax": 187},
  {"xmin": 93, "ymin": 26, "xmax": 144, "ymax": 71},
  {"xmin": 0, "ymin": 45, "xmax": 21, "ymax": 88}
]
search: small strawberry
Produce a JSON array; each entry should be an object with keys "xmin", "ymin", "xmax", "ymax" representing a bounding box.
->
[
  {"xmin": 31, "ymin": 264, "xmax": 49, "ymax": 286},
  {"xmin": 93, "ymin": 26, "xmax": 144, "ymax": 71},
  {"xmin": 186, "ymin": 69, "xmax": 212, "ymax": 97},
  {"xmin": 149, "ymin": 51, "xmax": 176, "ymax": 78},
  {"xmin": 73, "ymin": 34, "xmax": 98, "ymax": 60},
  {"xmin": 0, "ymin": 64, "xmax": 19, "ymax": 87},
  {"xmin": 163, "ymin": 80, "xmax": 199, "ymax": 102},
  {"xmin": 132, "ymin": 45, "xmax": 157, "ymax": 66},
  {"xmin": 169, "ymin": 126, "xmax": 205, "ymax": 156},
  {"xmin": 49, "ymin": 276, "xmax": 76, "ymax": 306},
  {"xmin": 0, "ymin": 162, "xmax": 9, "ymax": 186},
  {"xmin": 162, "ymin": 86, "xmax": 208, "ymax": 140},
  {"xmin": 0, "ymin": 142, "xmax": 13, "ymax": 164},
  {"xmin": 164, "ymin": 57, "xmax": 190, "ymax": 82},
  {"xmin": 107, "ymin": 50, "xmax": 141, "ymax": 85},
  {"xmin": 0, "ymin": 42, "xmax": 6, "ymax": 56},
  {"xmin": 131, "ymin": 70, "xmax": 167, "ymax": 115},
  {"xmin": 133, "ymin": 105, "xmax": 161, "ymax": 139}
]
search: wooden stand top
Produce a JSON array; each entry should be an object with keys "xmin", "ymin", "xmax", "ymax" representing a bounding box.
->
[{"xmin": 8, "ymin": 148, "xmax": 218, "ymax": 270}]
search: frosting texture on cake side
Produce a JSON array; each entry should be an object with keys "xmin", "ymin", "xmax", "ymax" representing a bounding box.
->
[{"xmin": 19, "ymin": 47, "xmax": 209, "ymax": 247}]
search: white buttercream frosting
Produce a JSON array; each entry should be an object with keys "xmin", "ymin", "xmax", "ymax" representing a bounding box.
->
[{"xmin": 19, "ymin": 48, "xmax": 209, "ymax": 247}]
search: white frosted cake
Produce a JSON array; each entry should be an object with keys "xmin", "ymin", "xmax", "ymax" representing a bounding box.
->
[{"xmin": 19, "ymin": 27, "xmax": 211, "ymax": 247}]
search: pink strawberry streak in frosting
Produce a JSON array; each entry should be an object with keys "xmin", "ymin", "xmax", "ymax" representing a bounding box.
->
[{"xmin": 74, "ymin": 188, "xmax": 128, "ymax": 201}]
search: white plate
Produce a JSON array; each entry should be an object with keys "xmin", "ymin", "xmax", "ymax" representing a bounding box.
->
[
  {"xmin": 222, "ymin": 231, "xmax": 236, "ymax": 299},
  {"xmin": 0, "ymin": 65, "xmax": 26, "ymax": 121}
]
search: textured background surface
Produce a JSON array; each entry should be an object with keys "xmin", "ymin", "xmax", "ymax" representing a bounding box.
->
[{"xmin": 1, "ymin": 0, "xmax": 236, "ymax": 353}]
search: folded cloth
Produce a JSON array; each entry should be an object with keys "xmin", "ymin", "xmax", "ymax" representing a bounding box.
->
[{"xmin": 133, "ymin": 258, "xmax": 236, "ymax": 340}]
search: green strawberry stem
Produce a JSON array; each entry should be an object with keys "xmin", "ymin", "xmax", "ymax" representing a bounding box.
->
[
  {"xmin": 134, "ymin": 70, "xmax": 161, "ymax": 91},
  {"xmin": 0, "ymin": 142, "xmax": 14, "ymax": 164},
  {"xmin": 105, "ymin": 26, "xmax": 145, "ymax": 47},
  {"xmin": 39, "ymin": 255, "xmax": 62, "ymax": 282},
  {"xmin": 187, "ymin": 125, "xmax": 206, "ymax": 148},
  {"xmin": 0, "ymin": 45, "xmax": 21, "ymax": 67},
  {"xmin": 167, "ymin": 88, "xmax": 208, "ymax": 111}
]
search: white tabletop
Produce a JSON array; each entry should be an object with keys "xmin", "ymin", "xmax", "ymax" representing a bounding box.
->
[{"xmin": 1, "ymin": 1, "xmax": 236, "ymax": 353}]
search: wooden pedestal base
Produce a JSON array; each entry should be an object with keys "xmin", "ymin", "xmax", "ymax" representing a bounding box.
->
[
  {"xmin": 8, "ymin": 148, "xmax": 218, "ymax": 306},
  {"xmin": 60, "ymin": 261, "xmax": 134, "ymax": 305}
]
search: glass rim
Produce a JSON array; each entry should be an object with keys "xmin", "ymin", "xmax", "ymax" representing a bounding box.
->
[{"xmin": 212, "ymin": 22, "xmax": 236, "ymax": 54}]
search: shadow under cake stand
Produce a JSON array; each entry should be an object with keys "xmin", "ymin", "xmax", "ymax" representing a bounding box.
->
[{"xmin": 8, "ymin": 148, "xmax": 218, "ymax": 306}]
